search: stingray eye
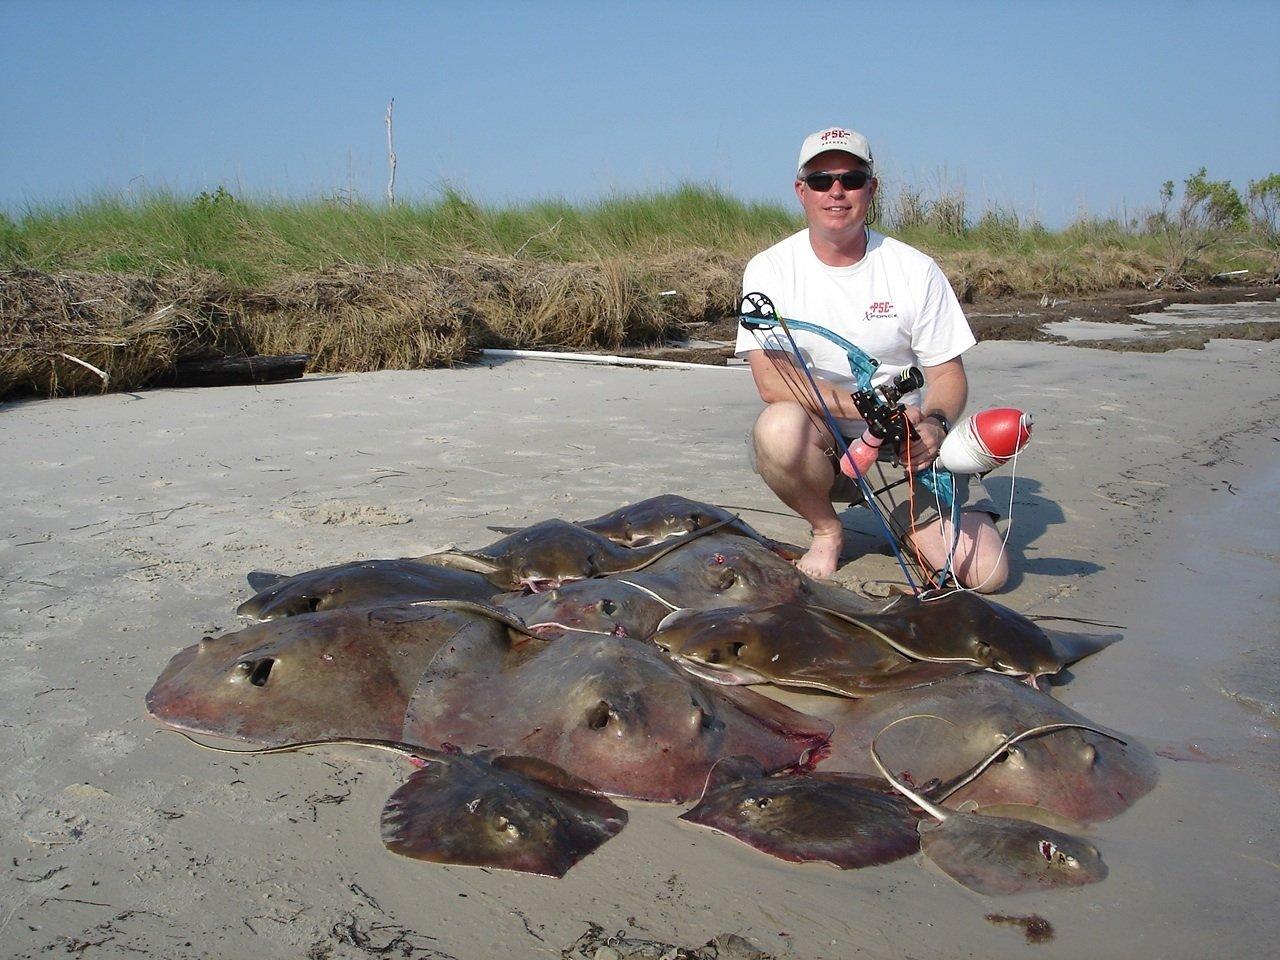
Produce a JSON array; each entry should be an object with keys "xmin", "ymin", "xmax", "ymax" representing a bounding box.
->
[
  {"xmin": 992, "ymin": 749, "xmax": 1010, "ymax": 764},
  {"xmin": 1038, "ymin": 839, "xmax": 1060, "ymax": 863},
  {"xmin": 754, "ymin": 797, "xmax": 771, "ymax": 809},
  {"xmin": 598, "ymin": 599, "xmax": 618, "ymax": 616},
  {"xmin": 586, "ymin": 701, "xmax": 612, "ymax": 730},
  {"xmin": 306, "ymin": 596, "xmax": 322, "ymax": 612},
  {"xmin": 974, "ymin": 640, "xmax": 991, "ymax": 657},
  {"xmin": 494, "ymin": 815, "xmax": 522, "ymax": 839},
  {"xmin": 584, "ymin": 554, "xmax": 599, "ymax": 577},
  {"xmin": 234, "ymin": 658, "xmax": 275, "ymax": 686},
  {"xmin": 713, "ymin": 567, "xmax": 737, "ymax": 590},
  {"xmin": 705, "ymin": 648, "xmax": 723, "ymax": 664},
  {"xmin": 729, "ymin": 642, "xmax": 746, "ymax": 658},
  {"xmin": 692, "ymin": 701, "xmax": 717, "ymax": 731}
]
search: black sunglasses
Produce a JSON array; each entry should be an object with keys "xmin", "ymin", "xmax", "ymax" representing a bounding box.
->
[{"xmin": 800, "ymin": 170, "xmax": 871, "ymax": 192}]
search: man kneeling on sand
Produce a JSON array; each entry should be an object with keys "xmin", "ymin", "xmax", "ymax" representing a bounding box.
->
[{"xmin": 735, "ymin": 126, "xmax": 1010, "ymax": 591}]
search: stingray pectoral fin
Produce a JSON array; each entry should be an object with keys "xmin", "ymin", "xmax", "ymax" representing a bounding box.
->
[
  {"xmin": 246, "ymin": 570, "xmax": 288, "ymax": 592},
  {"xmin": 415, "ymin": 551, "xmax": 502, "ymax": 576},
  {"xmin": 695, "ymin": 754, "xmax": 768, "ymax": 801},
  {"xmin": 380, "ymin": 755, "xmax": 628, "ymax": 878},
  {"xmin": 618, "ymin": 514, "xmax": 738, "ymax": 570},
  {"xmin": 761, "ymin": 537, "xmax": 806, "ymax": 562},
  {"xmin": 838, "ymin": 660, "xmax": 979, "ymax": 697},
  {"xmin": 670, "ymin": 656, "xmax": 769, "ymax": 686},
  {"xmin": 1044, "ymin": 629, "xmax": 1122, "ymax": 666},
  {"xmin": 490, "ymin": 754, "xmax": 609, "ymax": 797},
  {"xmin": 966, "ymin": 803, "xmax": 1089, "ymax": 833},
  {"xmin": 714, "ymin": 684, "xmax": 834, "ymax": 742}
]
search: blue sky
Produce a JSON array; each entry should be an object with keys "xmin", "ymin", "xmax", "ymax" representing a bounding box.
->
[{"xmin": 3, "ymin": 0, "xmax": 1277, "ymax": 226}]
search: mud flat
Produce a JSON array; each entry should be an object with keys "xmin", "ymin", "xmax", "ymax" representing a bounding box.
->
[{"xmin": 1, "ymin": 304, "xmax": 1277, "ymax": 958}]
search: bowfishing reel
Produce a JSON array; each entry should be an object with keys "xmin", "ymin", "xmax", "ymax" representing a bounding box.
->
[{"xmin": 850, "ymin": 367, "xmax": 925, "ymax": 446}]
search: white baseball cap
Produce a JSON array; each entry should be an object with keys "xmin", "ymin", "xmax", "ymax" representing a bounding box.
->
[{"xmin": 797, "ymin": 126, "xmax": 873, "ymax": 175}]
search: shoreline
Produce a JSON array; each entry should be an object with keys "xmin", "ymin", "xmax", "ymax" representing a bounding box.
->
[{"xmin": 1, "ymin": 312, "xmax": 1278, "ymax": 959}]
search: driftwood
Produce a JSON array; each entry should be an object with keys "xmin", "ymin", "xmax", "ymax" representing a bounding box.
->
[{"xmin": 146, "ymin": 354, "xmax": 309, "ymax": 389}]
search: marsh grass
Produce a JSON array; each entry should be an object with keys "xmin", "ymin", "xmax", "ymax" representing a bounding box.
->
[{"xmin": 2, "ymin": 186, "xmax": 1272, "ymax": 398}]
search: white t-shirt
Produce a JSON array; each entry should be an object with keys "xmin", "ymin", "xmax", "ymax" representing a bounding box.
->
[{"xmin": 734, "ymin": 228, "xmax": 975, "ymax": 425}]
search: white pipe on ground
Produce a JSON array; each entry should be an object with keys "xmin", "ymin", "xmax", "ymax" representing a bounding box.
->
[{"xmin": 478, "ymin": 348, "xmax": 743, "ymax": 371}]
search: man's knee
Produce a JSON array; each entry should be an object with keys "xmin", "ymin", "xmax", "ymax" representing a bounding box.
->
[
  {"xmin": 906, "ymin": 512, "xmax": 1010, "ymax": 593},
  {"xmin": 752, "ymin": 402, "xmax": 826, "ymax": 467},
  {"xmin": 753, "ymin": 402, "xmax": 810, "ymax": 449},
  {"xmin": 955, "ymin": 514, "xmax": 1009, "ymax": 592}
]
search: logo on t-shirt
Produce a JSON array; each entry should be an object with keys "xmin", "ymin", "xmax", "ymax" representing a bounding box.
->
[{"xmin": 863, "ymin": 300, "xmax": 897, "ymax": 322}]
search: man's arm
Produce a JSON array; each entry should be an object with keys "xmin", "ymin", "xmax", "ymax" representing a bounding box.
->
[
  {"xmin": 901, "ymin": 356, "xmax": 968, "ymax": 471},
  {"xmin": 745, "ymin": 349, "xmax": 866, "ymax": 423}
]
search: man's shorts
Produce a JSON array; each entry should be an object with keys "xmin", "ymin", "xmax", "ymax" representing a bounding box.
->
[{"xmin": 745, "ymin": 429, "xmax": 1001, "ymax": 539}]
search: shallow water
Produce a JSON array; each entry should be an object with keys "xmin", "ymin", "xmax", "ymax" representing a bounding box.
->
[{"xmin": 1046, "ymin": 296, "xmax": 1280, "ymax": 342}]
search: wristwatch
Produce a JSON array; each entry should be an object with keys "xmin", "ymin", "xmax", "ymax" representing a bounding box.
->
[{"xmin": 924, "ymin": 412, "xmax": 951, "ymax": 435}]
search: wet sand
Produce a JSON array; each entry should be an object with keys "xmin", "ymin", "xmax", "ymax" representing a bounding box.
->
[{"xmin": 2, "ymin": 314, "xmax": 1278, "ymax": 958}]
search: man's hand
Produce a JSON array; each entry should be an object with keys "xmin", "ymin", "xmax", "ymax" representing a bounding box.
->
[{"xmin": 900, "ymin": 405, "xmax": 946, "ymax": 472}]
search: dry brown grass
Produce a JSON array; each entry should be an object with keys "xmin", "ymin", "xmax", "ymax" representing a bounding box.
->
[
  {"xmin": 935, "ymin": 246, "xmax": 1163, "ymax": 302},
  {"xmin": 0, "ymin": 268, "xmax": 242, "ymax": 397},
  {"xmin": 1, "ymin": 252, "xmax": 742, "ymax": 399}
]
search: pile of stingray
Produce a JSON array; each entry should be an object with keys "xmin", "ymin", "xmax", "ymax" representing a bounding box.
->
[{"xmin": 146, "ymin": 495, "xmax": 1157, "ymax": 895}]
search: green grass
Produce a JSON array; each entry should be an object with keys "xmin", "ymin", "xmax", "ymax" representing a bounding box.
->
[
  {"xmin": 6, "ymin": 184, "xmax": 1270, "ymax": 291},
  {"xmin": 2, "ymin": 186, "xmax": 801, "ymax": 284}
]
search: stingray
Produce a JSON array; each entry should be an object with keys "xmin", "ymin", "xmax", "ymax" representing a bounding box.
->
[
  {"xmin": 654, "ymin": 603, "xmax": 977, "ymax": 697},
  {"xmin": 495, "ymin": 576, "xmax": 676, "ymax": 641},
  {"xmin": 237, "ymin": 559, "xmax": 498, "ymax": 620},
  {"xmin": 175, "ymin": 736, "xmax": 626, "ymax": 878},
  {"xmin": 573, "ymin": 494, "xmax": 802, "ymax": 558},
  {"xmin": 402, "ymin": 627, "xmax": 832, "ymax": 802},
  {"xmin": 816, "ymin": 591, "xmax": 1075, "ymax": 685},
  {"xmin": 807, "ymin": 672, "xmax": 1158, "ymax": 823},
  {"xmin": 619, "ymin": 532, "xmax": 826, "ymax": 611},
  {"xmin": 871, "ymin": 722, "xmax": 1108, "ymax": 896},
  {"xmin": 145, "ymin": 601, "xmax": 532, "ymax": 746},
  {"xmin": 382, "ymin": 749, "xmax": 627, "ymax": 877},
  {"xmin": 419, "ymin": 515, "xmax": 735, "ymax": 592},
  {"xmin": 677, "ymin": 755, "xmax": 920, "ymax": 869}
]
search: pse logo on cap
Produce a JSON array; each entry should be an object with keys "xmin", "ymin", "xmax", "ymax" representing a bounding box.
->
[{"xmin": 822, "ymin": 128, "xmax": 852, "ymax": 140}]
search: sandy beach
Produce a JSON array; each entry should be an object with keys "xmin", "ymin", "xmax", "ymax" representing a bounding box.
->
[{"xmin": 2, "ymin": 309, "xmax": 1278, "ymax": 959}]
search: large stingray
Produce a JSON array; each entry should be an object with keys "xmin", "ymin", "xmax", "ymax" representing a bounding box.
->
[
  {"xmin": 495, "ymin": 576, "xmax": 675, "ymax": 641},
  {"xmin": 174, "ymin": 737, "xmax": 627, "ymax": 878},
  {"xmin": 654, "ymin": 603, "xmax": 977, "ymax": 697},
  {"xmin": 807, "ymin": 672, "xmax": 1158, "ymax": 823},
  {"xmin": 678, "ymin": 755, "xmax": 920, "ymax": 869},
  {"xmin": 237, "ymin": 559, "xmax": 498, "ymax": 620},
  {"xmin": 402, "ymin": 628, "xmax": 832, "ymax": 802},
  {"xmin": 145, "ymin": 602, "xmax": 528, "ymax": 746},
  {"xmin": 419, "ymin": 516, "xmax": 735, "ymax": 592},
  {"xmin": 871, "ymin": 724, "xmax": 1108, "ymax": 895}
]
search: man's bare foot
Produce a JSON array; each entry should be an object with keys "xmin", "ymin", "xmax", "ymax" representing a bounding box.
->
[{"xmin": 795, "ymin": 528, "xmax": 843, "ymax": 579}]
